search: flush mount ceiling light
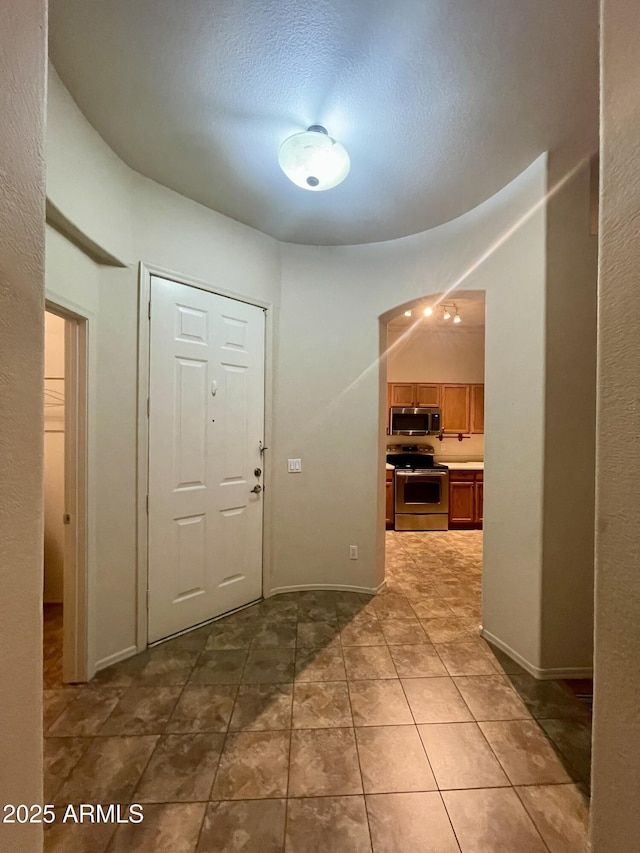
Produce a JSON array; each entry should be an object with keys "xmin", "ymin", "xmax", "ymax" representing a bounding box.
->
[{"xmin": 278, "ymin": 125, "xmax": 350, "ymax": 191}]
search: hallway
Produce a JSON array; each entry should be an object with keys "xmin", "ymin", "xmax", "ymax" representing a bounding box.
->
[{"xmin": 43, "ymin": 531, "xmax": 591, "ymax": 851}]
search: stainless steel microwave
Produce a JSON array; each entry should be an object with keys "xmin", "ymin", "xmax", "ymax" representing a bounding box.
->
[{"xmin": 390, "ymin": 406, "xmax": 441, "ymax": 436}]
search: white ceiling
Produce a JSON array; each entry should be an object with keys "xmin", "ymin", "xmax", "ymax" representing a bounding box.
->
[{"xmin": 49, "ymin": 0, "xmax": 598, "ymax": 246}]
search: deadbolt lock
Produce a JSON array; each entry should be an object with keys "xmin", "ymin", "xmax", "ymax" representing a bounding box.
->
[{"xmin": 254, "ymin": 468, "xmax": 262, "ymax": 477}]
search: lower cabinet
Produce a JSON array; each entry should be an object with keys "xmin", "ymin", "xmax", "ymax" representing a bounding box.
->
[
  {"xmin": 449, "ymin": 470, "xmax": 483, "ymax": 529},
  {"xmin": 386, "ymin": 470, "xmax": 394, "ymax": 529}
]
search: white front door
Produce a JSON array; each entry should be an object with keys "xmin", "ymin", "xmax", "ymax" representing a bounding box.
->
[{"xmin": 148, "ymin": 275, "xmax": 265, "ymax": 642}]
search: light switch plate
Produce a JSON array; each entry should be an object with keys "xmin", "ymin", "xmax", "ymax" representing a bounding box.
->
[{"xmin": 288, "ymin": 458, "xmax": 302, "ymax": 473}]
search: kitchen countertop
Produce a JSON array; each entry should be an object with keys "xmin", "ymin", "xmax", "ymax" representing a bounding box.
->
[
  {"xmin": 440, "ymin": 461, "xmax": 484, "ymax": 470},
  {"xmin": 386, "ymin": 463, "xmax": 395, "ymax": 470}
]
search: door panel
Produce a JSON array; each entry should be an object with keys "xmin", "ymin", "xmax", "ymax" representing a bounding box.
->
[
  {"xmin": 415, "ymin": 384, "xmax": 440, "ymax": 407},
  {"xmin": 148, "ymin": 276, "xmax": 265, "ymax": 642},
  {"xmin": 441, "ymin": 384, "xmax": 471, "ymax": 433},
  {"xmin": 390, "ymin": 383, "xmax": 416, "ymax": 406}
]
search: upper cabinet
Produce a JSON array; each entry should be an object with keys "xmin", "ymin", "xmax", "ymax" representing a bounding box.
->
[
  {"xmin": 441, "ymin": 384, "xmax": 471, "ymax": 433},
  {"xmin": 470, "ymin": 384, "xmax": 485, "ymax": 434},
  {"xmin": 388, "ymin": 381, "xmax": 484, "ymax": 434},
  {"xmin": 388, "ymin": 383, "xmax": 440, "ymax": 407}
]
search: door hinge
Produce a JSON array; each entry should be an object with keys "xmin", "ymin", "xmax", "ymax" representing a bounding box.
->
[
  {"xmin": 148, "ymin": 300, "xmax": 151, "ymax": 320},
  {"xmin": 62, "ymin": 513, "xmax": 71, "ymax": 525},
  {"xmin": 147, "ymin": 397, "xmax": 150, "ymax": 417},
  {"xmin": 146, "ymin": 494, "xmax": 149, "ymax": 513},
  {"xmin": 146, "ymin": 589, "xmax": 150, "ymax": 610}
]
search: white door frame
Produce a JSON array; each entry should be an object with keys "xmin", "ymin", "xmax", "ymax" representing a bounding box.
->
[
  {"xmin": 136, "ymin": 262, "xmax": 274, "ymax": 652},
  {"xmin": 45, "ymin": 300, "xmax": 90, "ymax": 683}
]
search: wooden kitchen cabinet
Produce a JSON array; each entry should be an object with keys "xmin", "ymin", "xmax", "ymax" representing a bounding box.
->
[
  {"xmin": 470, "ymin": 384, "xmax": 485, "ymax": 433},
  {"xmin": 388, "ymin": 383, "xmax": 440, "ymax": 407},
  {"xmin": 441, "ymin": 384, "xmax": 471, "ymax": 433},
  {"xmin": 415, "ymin": 384, "xmax": 440, "ymax": 407},
  {"xmin": 385, "ymin": 469, "xmax": 395, "ymax": 528},
  {"xmin": 449, "ymin": 469, "xmax": 483, "ymax": 528}
]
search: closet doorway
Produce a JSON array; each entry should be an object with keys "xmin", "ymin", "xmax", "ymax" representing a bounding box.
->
[{"xmin": 44, "ymin": 304, "xmax": 88, "ymax": 684}]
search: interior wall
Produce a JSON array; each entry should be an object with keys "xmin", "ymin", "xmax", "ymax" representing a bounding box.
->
[
  {"xmin": 44, "ymin": 312, "xmax": 66, "ymax": 603},
  {"xmin": 592, "ymin": 0, "xmax": 640, "ymax": 847},
  {"xmin": 274, "ymin": 157, "xmax": 548, "ymax": 661},
  {"xmin": 46, "ymin": 67, "xmax": 281, "ymax": 671},
  {"xmin": 0, "ymin": 1, "xmax": 46, "ymax": 850}
]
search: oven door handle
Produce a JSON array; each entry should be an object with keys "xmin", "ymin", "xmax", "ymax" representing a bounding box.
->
[{"xmin": 395, "ymin": 470, "xmax": 448, "ymax": 477}]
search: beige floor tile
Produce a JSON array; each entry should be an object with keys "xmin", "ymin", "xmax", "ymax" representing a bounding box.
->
[
  {"xmin": 212, "ymin": 730, "xmax": 290, "ymax": 800},
  {"xmin": 380, "ymin": 619, "xmax": 429, "ymax": 645},
  {"xmin": 288, "ymin": 728, "xmax": 362, "ymax": 796},
  {"xmin": 43, "ymin": 737, "xmax": 92, "ymax": 801},
  {"xmin": 508, "ymin": 674, "xmax": 591, "ymax": 720},
  {"xmin": 56, "ymin": 735, "xmax": 158, "ymax": 805},
  {"xmin": 135, "ymin": 733, "xmax": 224, "ymax": 802},
  {"xmin": 251, "ymin": 621, "xmax": 297, "ymax": 648},
  {"xmin": 516, "ymin": 783, "xmax": 591, "ymax": 853},
  {"xmin": 355, "ymin": 725, "xmax": 436, "ymax": 793},
  {"xmin": 242, "ymin": 649, "xmax": 295, "ymax": 683},
  {"xmin": 538, "ymin": 717, "xmax": 592, "ymax": 782},
  {"xmin": 418, "ymin": 722, "xmax": 509, "ymax": 789},
  {"xmin": 366, "ymin": 792, "xmax": 460, "ymax": 853},
  {"xmin": 110, "ymin": 803, "xmax": 206, "ymax": 853},
  {"xmin": 205, "ymin": 622, "xmax": 256, "ymax": 650},
  {"xmin": 292, "ymin": 681, "xmax": 353, "ymax": 728},
  {"xmin": 409, "ymin": 599, "xmax": 455, "ymax": 620},
  {"xmin": 137, "ymin": 649, "xmax": 200, "ymax": 686},
  {"xmin": 228, "ymin": 683, "xmax": 293, "ymax": 731},
  {"xmin": 197, "ymin": 799, "xmax": 286, "ymax": 852},
  {"xmin": 165, "ymin": 684, "xmax": 237, "ymax": 733},
  {"xmin": 101, "ymin": 686, "xmax": 182, "ymax": 735},
  {"xmin": 47, "ymin": 686, "xmax": 124, "ymax": 736},
  {"xmin": 340, "ymin": 616, "xmax": 386, "ymax": 647},
  {"xmin": 343, "ymin": 646, "xmax": 397, "ymax": 680},
  {"xmin": 443, "ymin": 787, "xmax": 548, "ymax": 852},
  {"xmin": 44, "ymin": 811, "xmax": 116, "ymax": 853},
  {"xmin": 295, "ymin": 643, "xmax": 347, "ymax": 682},
  {"xmin": 479, "ymin": 719, "xmax": 573, "ymax": 785},
  {"xmin": 297, "ymin": 620, "xmax": 340, "ymax": 647},
  {"xmin": 285, "ymin": 796, "xmax": 372, "ymax": 853},
  {"xmin": 436, "ymin": 642, "xmax": 498, "ymax": 676},
  {"xmin": 401, "ymin": 677, "xmax": 473, "ymax": 724},
  {"xmin": 388, "ymin": 644, "xmax": 448, "ymax": 678},
  {"xmin": 348, "ymin": 680, "xmax": 413, "ymax": 726},
  {"xmin": 189, "ymin": 650, "xmax": 247, "ymax": 685},
  {"xmin": 453, "ymin": 675, "xmax": 531, "ymax": 721},
  {"xmin": 421, "ymin": 617, "xmax": 476, "ymax": 644}
]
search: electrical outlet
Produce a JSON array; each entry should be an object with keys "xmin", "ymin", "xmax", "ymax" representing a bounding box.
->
[
  {"xmin": 287, "ymin": 458, "xmax": 302, "ymax": 473},
  {"xmin": 349, "ymin": 545, "xmax": 358, "ymax": 560}
]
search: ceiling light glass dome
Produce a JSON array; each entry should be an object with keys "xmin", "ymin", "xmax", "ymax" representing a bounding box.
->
[{"xmin": 278, "ymin": 125, "xmax": 350, "ymax": 191}]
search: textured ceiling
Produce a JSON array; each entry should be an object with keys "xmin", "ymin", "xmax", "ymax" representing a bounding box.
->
[{"xmin": 49, "ymin": 0, "xmax": 598, "ymax": 246}]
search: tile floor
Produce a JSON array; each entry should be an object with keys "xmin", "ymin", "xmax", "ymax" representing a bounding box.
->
[{"xmin": 43, "ymin": 531, "xmax": 592, "ymax": 851}]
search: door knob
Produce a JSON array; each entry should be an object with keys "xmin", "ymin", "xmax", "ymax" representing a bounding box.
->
[{"xmin": 250, "ymin": 485, "xmax": 262, "ymax": 494}]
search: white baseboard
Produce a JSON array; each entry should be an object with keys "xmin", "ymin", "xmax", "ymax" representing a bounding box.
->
[
  {"xmin": 267, "ymin": 580, "xmax": 387, "ymax": 597},
  {"xmin": 480, "ymin": 628, "xmax": 593, "ymax": 680},
  {"xmin": 94, "ymin": 645, "xmax": 138, "ymax": 673}
]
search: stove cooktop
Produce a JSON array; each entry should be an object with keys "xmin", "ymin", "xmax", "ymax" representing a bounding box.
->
[{"xmin": 386, "ymin": 453, "xmax": 448, "ymax": 470}]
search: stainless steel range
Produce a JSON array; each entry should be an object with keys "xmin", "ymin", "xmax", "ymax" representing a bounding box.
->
[{"xmin": 387, "ymin": 446, "xmax": 449, "ymax": 531}]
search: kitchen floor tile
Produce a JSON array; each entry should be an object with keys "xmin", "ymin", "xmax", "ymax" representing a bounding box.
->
[
  {"xmin": 508, "ymin": 673, "xmax": 591, "ymax": 720},
  {"xmin": 110, "ymin": 802, "xmax": 206, "ymax": 853},
  {"xmin": 453, "ymin": 675, "xmax": 531, "ymax": 721},
  {"xmin": 443, "ymin": 787, "xmax": 548, "ymax": 852},
  {"xmin": 380, "ymin": 618, "xmax": 429, "ymax": 645},
  {"xmin": 388, "ymin": 644, "xmax": 448, "ymax": 678},
  {"xmin": 285, "ymin": 796, "xmax": 372, "ymax": 853},
  {"xmin": 296, "ymin": 620, "xmax": 339, "ymax": 647},
  {"xmin": 355, "ymin": 725, "xmax": 436, "ymax": 793},
  {"xmin": 136, "ymin": 649, "xmax": 200, "ymax": 686},
  {"xmin": 348, "ymin": 680, "xmax": 413, "ymax": 726},
  {"xmin": 343, "ymin": 645, "xmax": 397, "ymax": 680},
  {"xmin": 134, "ymin": 733, "xmax": 224, "ymax": 802},
  {"xmin": 292, "ymin": 681, "xmax": 353, "ymax": 728},
  {"xmin": 189, "ymin": 650, "xmax": 247, "ymax": 685},
  {"xmin": 516, "ymin": 783, "xmax": 591, "ymax": 853},
  {"xmin": 212, "ymin": 730, "xmax": 290, "ymax": 800},
  {"xmin": 538, "ymin": 716, "xmax": 592, "ymax": 782},
  {"xmin": 295, "ymin": 643, "xmax": 347, "ymax": 681},
  {"xmin": 205, "ymin": 622, "xmax": 256, "ymax": 650},
  {"xmin": 43, "ymin": 737, "xmax": 92, "ymax": 801},
  {"xmin": 197, "ymin": 799, "xmax": 286, "ymax": 853},
  {"xmin": 401, "ymin": 677, "xmax": 473, "ymax": 724},
  {"xmin": 242, "ymin": 649, "xmax": 295, "ymax": 683},
  {"xmin": 100, "ymin": 686, "xmax": 182, "ymax": 735},
  {"xmin": 479, "ymin": 719, "xmax": 573, "ymax": 785},
  {"xmin": 418, "ymin": 722, "xmax": 509, "ymax": 789},
  {"xmin": 47, "ymin": 686, "xmax": 124, "ymax": 736},
  {"xmin": 366, "ymin": 792, "xmax": 460, "ymax": 853},
  {"xmin": 340, "ymin": 615, "xmax": 386, "ymax": 646},
  {"xmin": 409, "ymin": 599, "xmax": 455, "ymax": 620},
  {"xmin": 421, "ymin": 617, "xmax": 476, "ymax": 644},
  {"xmin": 56, "ymin": 735, "xmax": 158, "ymax": 805},
  {"xmin": 164, "ymin": 684, "xmax": 237, "ymax": 733},
  {"xmin": 288, "ymin": 727, "xmax": 362, "ymax": 796},
  {"xmin": 228, "ymin": 683, "xmax": 293, "ymax": 731},
  {"xmin": 436, "ymin": 642, "xmax": 498, "ymax": 676}
]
